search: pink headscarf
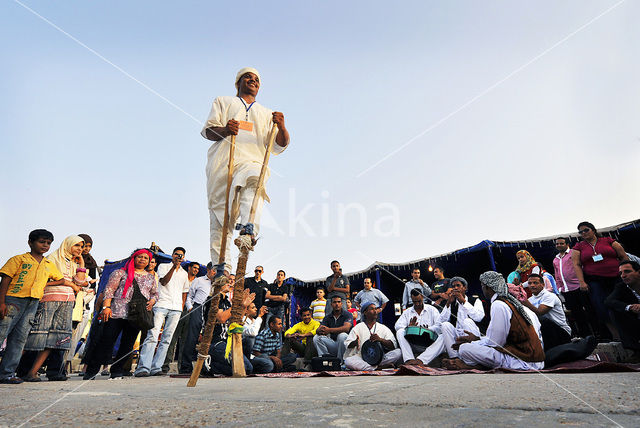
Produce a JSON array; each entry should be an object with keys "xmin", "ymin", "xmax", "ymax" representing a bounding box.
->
[{"xmin": 121, "ymin": 249, "xmax": 153, "ymax": 297}]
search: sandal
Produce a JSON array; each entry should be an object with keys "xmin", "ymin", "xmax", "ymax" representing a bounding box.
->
[
  {"xmin": 21, "ymin": 374, "xmax": 42, "ymax": 382},
  {"xmin": 0, "ymin": 376, "xmax": 24, "ymax": 384}
]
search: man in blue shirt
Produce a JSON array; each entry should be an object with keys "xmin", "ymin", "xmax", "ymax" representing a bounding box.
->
[{"xmin": 252, "ymin": 316, "xmax": 296, "ymax": 373}]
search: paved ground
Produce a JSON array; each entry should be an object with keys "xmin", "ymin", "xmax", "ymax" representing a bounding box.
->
[{"xmin": 1, "ymin": 372, "xmax": 639, "ymax": 427}]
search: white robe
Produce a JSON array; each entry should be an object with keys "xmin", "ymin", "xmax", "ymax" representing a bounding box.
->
[
  {"xmin": 458, "ymin": 295, "xmax": 544, "ymax": 370},
  {"xmin": 201, "ymin": 96, "xmax": 288, "ymax": 269},
  {"xmin": 344, "ymin": 321, "xmax": 401, "ymax": 371},
  {"xmin": 394, "ymin": 304, "xmax": 441, "ymax": 362},
  {"xmin": 415, "ymin": 298, "xmax": 486, "ymax": 365}
]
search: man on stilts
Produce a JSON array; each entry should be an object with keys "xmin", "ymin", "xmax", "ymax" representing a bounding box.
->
[
  {"xmin": 188, "ymin": 67, "xmax": 290, "ymax": 386},
  {"xmin": 202, "ymin": 67, "xmax": 289, "ymax": 272}
]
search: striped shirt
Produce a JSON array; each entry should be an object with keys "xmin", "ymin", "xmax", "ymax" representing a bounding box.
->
[
  {"xmin": 310, "ymin": 298, "xmax": 326, "ymax": 322},
  {"xmin": 253, "ymin": 328, "xmax": 282, "ymax": 356}
]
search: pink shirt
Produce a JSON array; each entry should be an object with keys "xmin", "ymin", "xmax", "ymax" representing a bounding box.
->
[
  {"xmin": 573, "ymin": 237, "xmax": 619, "ymax": 278},
  {"xmin": 553, "ymin": 249, "xmax": 580, "ymax": 292}
]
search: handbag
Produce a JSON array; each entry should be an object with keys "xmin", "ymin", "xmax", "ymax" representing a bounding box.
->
[{"xmin": 127, "ymin": 278, "xmax": 154, "ymax": 330}]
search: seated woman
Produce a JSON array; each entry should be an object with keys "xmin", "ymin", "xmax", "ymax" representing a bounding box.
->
[{"xmin": 83, "ymin": 249, "xmax": 158, "ymax": 380}]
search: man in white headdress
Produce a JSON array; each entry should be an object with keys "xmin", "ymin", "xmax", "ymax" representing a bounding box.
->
[{"xmin": 201, "ymin": 67, "xmax": 290, "ymax": 272}]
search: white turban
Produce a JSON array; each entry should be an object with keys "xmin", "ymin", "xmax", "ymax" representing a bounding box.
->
[{"xmin": 235, "ymin": 67, "xmax": 261, "ymax": 88}]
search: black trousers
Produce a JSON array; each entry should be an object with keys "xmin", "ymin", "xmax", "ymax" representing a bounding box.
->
[
  {"xmin": 540, "ymin": 318, "xmax": 572, "ymax": 351},
  {"xmin": 179, "ymin": 304, "xmax": 204, "ymax": 373},
  {"xmin": 562, "ymin": 288, "xmax": 598, "ymax": 338},
  {"xmin": 610, "ymin": 310, "xmax": 640, "ymax": 350},
  {"xmin": 84, "ymin": 318, "xmax": 140, "ymax": 377}
]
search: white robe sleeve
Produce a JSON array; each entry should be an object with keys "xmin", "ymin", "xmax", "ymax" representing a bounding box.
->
[
  {"xmin": 463, "ymin": 299, "xmax": 485, "ymax": 323},
  {"xmin": 201, "ymin": 97, "xmax": 226, "ymax": 138},
  {"xmin": 394, "ymin": 309, "xmax": 410, "ymax": 331},
  {"xmin": 478, "ymin": 300, "xmax": 511, "ymax": 347}
]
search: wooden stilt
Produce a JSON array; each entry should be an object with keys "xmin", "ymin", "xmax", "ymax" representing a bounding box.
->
[{"xmin": 187, "ymin": 135, "xmax": 236, "ymax": 388}]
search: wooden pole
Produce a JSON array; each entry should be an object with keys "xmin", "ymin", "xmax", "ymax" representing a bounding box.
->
[
  {"xmin": 229, "ymin": 123, "xmax": 278, "ymax": 377},
  {"xmin": 187, "ymin": 135, "xmax": 236, "ymax": 388},
  {"xmin": 248, "ymin": 124, "xmax": 278, "ymax": 223}
]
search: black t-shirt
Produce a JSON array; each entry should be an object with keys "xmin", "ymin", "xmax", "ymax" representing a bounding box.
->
[
  {"xmin": 432, "ymin": 278, "xmax": 451, "ymax": 294},
  {"xmin": 321, "ymin": 310, "xmax": 353, "ymax": 340},
  {"xmin": 244, "ymin": 277, "xmax": 269, "ymax": 309},
  {"xmin": 266, "ymin": 282, "xmax": 289, "ymax": 308},
  {"xmin": 212, "ymin": 294, "xmax": 232, "ymax": 345}
]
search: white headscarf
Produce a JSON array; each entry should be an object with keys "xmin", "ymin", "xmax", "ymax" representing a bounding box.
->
[
  {"xmin": 235, "ymin": 67, "xmax": 261, "ymax": 88},
  {"xmin": 47, "ymin": 235, "xmax": 84, "ymax": 279}
]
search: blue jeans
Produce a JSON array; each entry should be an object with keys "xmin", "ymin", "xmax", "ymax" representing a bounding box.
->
[
  {"xmin": 0, "ymin": 297, "xmax": 39, "ymax": 379},
  {"xmin": 136, "ymin": 307, "xmax": 181, "ymax": 374},
  {"xmin": 252, "ymin": 352, "xmax": 297, "ymax": 374}
]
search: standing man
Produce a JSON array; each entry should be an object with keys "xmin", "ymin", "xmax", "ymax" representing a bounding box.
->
[
  {"xmin": 179, "ymin": 262, "xmax": 213, "ymax": 375},
  {"xmin": 201, "ymin": 67, "xmax": 290, "ymax": 272},
  {"xmin": 163, "ymin": 261, "xmax": 200, "ymax": 373},
  {"xmin": 402, "ymin": 268, "xmax": 432, "ymax": 310},
  {"xmin": 430, "ymin": 267, "xmax": 450, "ymax": 308},
  {"xmin": 325, "ymin": 260, "xmax": 350, "ymax": 313},
  {"xmin": 245, "ymin": 266, "xmax": 268, "ymax": 312},
  {"xmin": 553, "ymin": 237, "xmax": 596, "ymax": 338},
  {"xmin": 135, "ymin": 247, "xmax": 190, "ymax": 377},
  {"xmin": 353, "ymin": 278, "xmax": 389, "ymax": 314}
]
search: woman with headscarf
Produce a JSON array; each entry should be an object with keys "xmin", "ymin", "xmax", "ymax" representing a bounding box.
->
[
  {"xmin": 571, "ymin": 221, "xmax": 628, "ymax": 341},
  {"xmin": 442, "ymin": 271, "xmax": 544, "ymax": 371},
  {"xmin": 83, "ymin": 249, "xmax": 158, "ymax": 380},
  {"xmin": 19, "ymin": 235, "xmax": 86, "ymax": 381}
]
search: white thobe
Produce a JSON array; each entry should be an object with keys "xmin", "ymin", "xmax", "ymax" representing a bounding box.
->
[
  {"xmin": 201, "ymin": 96, "xmax": 288, "ymax": 270},
  {"xmin": 344, "ymin": 322, "xmax": 401, "ymax": 371},
  {"xmin": 394, "ymin": 304, "xmax": 441, "ymax": 362},
  {"xmin": 458, "ymin": 295, "xmax": 544, "ymax": 370},
  {"xmin": 415, "ymin": 298, "xmax": 486, "ymax": 364}
]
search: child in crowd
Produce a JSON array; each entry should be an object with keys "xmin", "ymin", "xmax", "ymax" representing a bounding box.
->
[
  {"xmin": 310, "ymin": 287, "xmax": 327, "ymax": 322},
  {"xmin": 0, "ymin": 229, "xmax": 71, "ymax": 384},
  {"xmin": 346, "ymin": 298, "xmax": 358, "ymax": 325}
]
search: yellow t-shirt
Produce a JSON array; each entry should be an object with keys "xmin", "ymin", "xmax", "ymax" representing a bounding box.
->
[
  {"xmin": 0, "ymin": 253, "xmax": 64, "ymax": 299},
  {"xmin": 284, "ymin": 319, "xmax": 320, "ymax": 345}
]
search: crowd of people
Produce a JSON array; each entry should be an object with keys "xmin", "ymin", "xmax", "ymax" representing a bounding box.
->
[{"xmin": 1, "ymin": 220, "xmax": 639, "ymax": 384}]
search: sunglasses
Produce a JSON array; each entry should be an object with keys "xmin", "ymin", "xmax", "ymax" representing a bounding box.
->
[
  {"xmin": 578, "ymin": 229, "xmax": 591, "ymax": 234},
  {"xmin": 255, "ymin": 269, "xmax": 262, "ymax": 273}
]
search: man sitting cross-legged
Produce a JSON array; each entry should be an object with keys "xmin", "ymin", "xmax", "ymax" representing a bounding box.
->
[
  {"xmin": 313, "ymin": 295, "xmax": 353, "ymax": 364},
  {"xmin": 522, "ymin": 273, "xmax": 572, "ymax": 351},
  {"xmin": 282, "ymin": 307, "xmax": 319, "ymax": 363},
  {"xmin": 443, "ymin": 271, "xmax": 544, "ymax": 371},
  {"xmin": 344, "ymin": 302, "xmax": 402, "ymax": 371},
  {"xmin": 252, "ymin": 316, "xmax": 297, "ymax": 373},
  {"xmin": 395, "ymin": 289, "xmax": 441, "ymax": 365},
  {"xmin": 405, "ymin": 276, "xmax": 486, "ymax": 366}
]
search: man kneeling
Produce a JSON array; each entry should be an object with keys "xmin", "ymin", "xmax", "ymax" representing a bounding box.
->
[
  {"xmin": 444, "ymin": 271, "xmax": 544, "ymax": 371},
  {"xmin": 344, "ymin": 302, "xmax": 401, "ymax": 371},
  {"xmin": 252, "ymin": 316, "xmax": 296, "ymax": 373}
]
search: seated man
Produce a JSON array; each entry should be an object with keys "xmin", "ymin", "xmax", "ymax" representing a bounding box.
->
[
  {"xmin": 252, "ymin": 316, "xmax": 296, "ymax": 373},
  {"xmin": 417, "ymin": 277, "xmax": 486, "ymax": 366},
  {"xmin": 402, "ymin": 268, "xmax": 432, "ymax": 310},
  {"xmin": 395, "ymin": 289, "xmax": 441, "ymax": 365},
  {"xmin": 282, "ymin": 307, "xmax": 319, "ymax": 362},
  {"xmin": 353, "ymin": 278, "xmax": 389, "ymax": 313},
  {"xmin": 443, "ymin": 271, "xmax": 544, "ymax": 371},
  {"xmin": 313, "ymin": 296, "xmax": 353, "ymax": 364},
  {"xmin": 344, "ymin": 302, "xmax": 402, "ymax": 371},
  {"xmin": 208, "ymin": 279, "xmax": 255, "ymax": 376},
  {"xmin": 605, "ymin": 261, "xmax": 640, "ymax": 360},
  {"xmin": 522, "ymin": 274, "xmax": 572, "ymax": 351},
  {"xmin": 242, "ymin": 302, "xmax": 268, "ymax": 359}
]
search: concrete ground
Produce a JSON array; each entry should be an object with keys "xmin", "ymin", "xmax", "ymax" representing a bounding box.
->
[{"xmin": 1, "ymin": 372, "xmax": 639, "ymax": 427}]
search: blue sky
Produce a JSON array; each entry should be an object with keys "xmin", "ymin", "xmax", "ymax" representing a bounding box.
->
[{"xmin": 1, "ymin": 0, "xmax": 638, "ymax": 281}]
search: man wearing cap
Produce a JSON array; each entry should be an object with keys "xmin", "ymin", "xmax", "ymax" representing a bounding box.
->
[
  {"xmin": 443, "ymin": 271, "xmax": 544, "ymax": 371},
  {"xmin": 201, "ymin": 67, "xmax": 290, "ymax": 271},
  {"xmin": 344, "ymin": 302, "xmax": 401, "ymax": 371},
  {"xmin": 395, "ymin": 288, "xmax": 441, "ymax": 364}
]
